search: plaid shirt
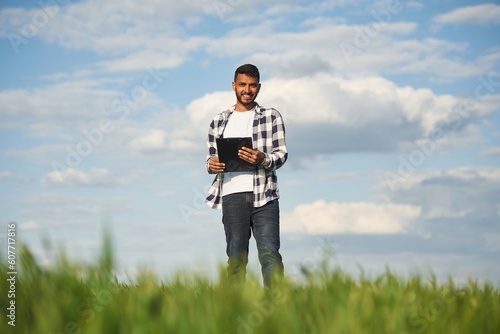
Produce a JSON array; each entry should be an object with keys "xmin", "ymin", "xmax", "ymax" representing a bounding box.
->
[{"xmin": 205, "ymin": 103, "xmax": 288, "ymax": 209}]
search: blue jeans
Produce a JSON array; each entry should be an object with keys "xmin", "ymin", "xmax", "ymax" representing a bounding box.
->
[{"xmin": 222, "ymin": 192, "xmax": 284, "ymax": 287}]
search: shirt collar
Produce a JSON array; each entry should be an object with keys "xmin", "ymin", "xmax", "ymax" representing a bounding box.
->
[{"xmin": 228, "ymin": 102, "xmax": 260, "ymax": 113}]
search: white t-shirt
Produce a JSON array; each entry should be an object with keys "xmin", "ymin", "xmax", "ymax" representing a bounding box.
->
[{"xmin": 222, "ymin": 108, "xmax": 255, "ymax": 196}]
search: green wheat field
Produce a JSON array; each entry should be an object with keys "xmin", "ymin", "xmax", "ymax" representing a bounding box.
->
[{"xmin": 1, "ymin": 233, "xmax": 499, "ymax": 334}]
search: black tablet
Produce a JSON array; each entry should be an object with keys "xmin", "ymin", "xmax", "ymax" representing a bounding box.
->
[{"xmin": 216, "ymin": 137, "xmax": 255, "ymax": 172}]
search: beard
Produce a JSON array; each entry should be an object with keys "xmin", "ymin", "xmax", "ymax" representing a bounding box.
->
[{"xmin": 236, "ymin": 92, "xmax": 257, "ymax": 109}]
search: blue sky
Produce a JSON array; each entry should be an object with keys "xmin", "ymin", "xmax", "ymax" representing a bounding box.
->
[{"xmin": 1, "ymin": 0, "xmax": 499, "ymax": 284}]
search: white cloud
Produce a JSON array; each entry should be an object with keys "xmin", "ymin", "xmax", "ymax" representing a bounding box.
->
[
  {"xmin": 3, "ymin": 68, "xmax": 497, "ymax": 168},
  {"xmin": 206, "ymin": 0, "xmax": 341, "ymax": 23},
  {"xmin": 187, "ymin": 91, "xmax": 234, "ymax": 127},
  {"xmin": 19, "ymin": 220, "xmax": 39, "ymax": 230},
  {"xmin": 3, "ymin": 0, "xmax": 470, "ymax": 79},
  {"xmin": 128, "ymin": 129, "xmax": 169, "ymax": 152},
  {"xmin": 446, "ymin": 166, "xmax": 500, "ymax": 181},
  {"xmin": 0, "ymin": 170, "xmax": 11, "ymax": 178},
  {"xmin": 433, "ymin": 4, "xmax": 500, "ymax": 26},
  {"xmin": 4, "ymin": 144, "xmax": 70, "ymax": 165},
  {"xmin": 0, "ymin": 0, "xmax": 215, "ymax": 74},
  {"xmin": 282, "ymin": 200, "xmax": 421, "ymax": 235},
  {"xmin": 127, "ymin": 123, "xmax": 194, "ymax": 152},
  {"xmin": 26, "ymin": 193, "xmax": 135, "ymax": 217},
  {"xmin": 374, "ymin": 166, "xmax": 500, "ymax": 258},
  {"xmin": 0, "ymin": 0, "xmax": 498, "ymax": 286},
  {"xmin": 383, "ymin": 166, "xmax": 500, "ymax": 191},
  {"xmin": 481, "ymin": 146, "xmax": 500, "ymax": 157},
  {"xmin": 0, "ymin": 80, "xmax": 116, "ymax": 124},
  {"xmin": 185, "ymin": 73, "xmax": 497, "ymax": 159},
  {"xmin": 124, "ymin": 122, "xmax": 200, "ymax": 158},
  {"xmin": 316, "ymin": 172, "xmax": 360, "ymax": 181},
  {"xmin": 379, "ymin": 166, "xmax": 500, "ymax": 222},
  {"xmin": 207, "ymin": 21, "xmax": 422, "ymax": 75},
  {"xmin": 0, "ymin": 0, "xmax": 210, "ymax": 48},
  {"xmin": 95, "ymin": 50, "xmax": 187, "ymax": 73},
  {"xmin": 1, "ymin": 0, "xmax": 495, "ymax": 81},
  {"xmin": 42, "ymin": 168, "xmax": 129, "ymax": 187},
  {"xmin": 203, "ymin": 19, "xmax": 491, "ymax": 81},
  {"xmin": 0, "ymin": 73, "xmax": 168, "ymax": 143}
]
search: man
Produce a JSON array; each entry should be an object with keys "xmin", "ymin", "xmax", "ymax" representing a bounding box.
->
[{"xmin": 205, "ymin": 64, "xmax": 288, "ymax": 287}]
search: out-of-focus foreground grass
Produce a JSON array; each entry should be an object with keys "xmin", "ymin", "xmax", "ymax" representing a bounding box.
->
[{"xmin": 1, "ymin": 234, "xmax": 499, "ymax": 334}]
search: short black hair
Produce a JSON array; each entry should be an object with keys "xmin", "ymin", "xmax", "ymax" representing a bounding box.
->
[{"xmin": 234, "ymin": 64, "xmax": 260, "ymax": 83}]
